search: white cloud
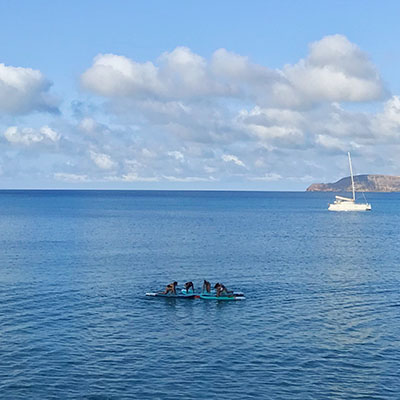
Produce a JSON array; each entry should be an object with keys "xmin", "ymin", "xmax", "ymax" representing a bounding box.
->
[
  {"xmin": 371, "ymin": 96, "xmax": 400, "ymax": 139},
  {"xmin": 238, "ymin": 106, "xmax": 305, "ymax": 126},
  {"xmin": 211, "ymin": 48, "xmax": 284, "ymax": 103},
  {"xmin": 249, "ymin": 173, "xmax": 282, "ymax": 181},
  {"xmin": 236, "ymin": 106, "xmax": 305, "ymax": 146},
  {"xmin": 4, "ymin": 126, "xmax": 60, "ymax": 146},
  {"xmin": 0, "ymin": 63, "xmax": 58, "ymax": 114},
  {"xmin": 283, "ymin": 35, "xmax": 385, "ymax": 106},
  {"xmin": 81, "ymin": 35, "xmax": 385, "ymax": 110},
  {"xmin": 221, "ymin": 154, "xmax": 246, "ymax": 167},
  {"xmin": 315, "ymin": 134, "xmax": 348, "ymax": 151},
  {"xmin": 81, "ymin": 47, "xmax": 226, "ymax": 99},
  {"xmin": 81, "ymin": 53, "xmax": 160, "ymax": 97},
  {"xmin": 141, "ymin": 148, "xmax": 156, "ymax": 158},
  {"xmin": 106, "ymin": 173, "xmax": 158, "ymax": 182},
  {"xmin": 2, "ymin": 36, "xmax": 396, "ymax": 188},
  {"xmin": 211, "ymin": 48, "xmax": 273, "ymax": 83},
  {"xmin": 204, "ymin": 165, "xmax": 217, "ymax": 173},
  {"xmin": 89, "ymin": 150, "xmax": 116, "ymax": 170},
  {"xmin": 40, "ymin": 126, "xmax": 60, "ymax": 142},
  {"xmin": 79, "ymin": 117, "xmax": 98, "ymax": 133},
  {"xmin": 163, "ymin": 175, "xmax": 216, "ymax": 182},
  {"xmin": 158, "ymin": 47, "xmax": 223, "ymax": 97},
  {"xmin": 54, "ymin": 173, "xmax": 89, "ymax": 182},
  {"xmin": 167, "ymin": 150, "xmax": 184, "ymax": 161}
]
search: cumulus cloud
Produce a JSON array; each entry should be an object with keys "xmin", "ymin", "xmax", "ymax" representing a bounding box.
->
[
  {"xmin": 89, "ymin": 150, "xmax": 117, "ymax": 170},
  {"xmin": 167, "ymin": 150, "xmax": 184, "ymax": 161},
  {"xmin": 158, "ymin": 47, "xmax": 225, "ymax": 97},
  {"xmin": 81, "ymin": 53, "xmax": 160, "ymax": 97},
  {"xmin": 0, "ymin": 63, "xmax": 58, "ymax": 114},
  {"xmin": 81, "ymin": 35, "xmax": 385, "ymax": 110},
  {"xmin": 315, "ymin": 134, "xmax": 348, "ymax": 152},
  {"xmin": 221, "ymin": 154, "xmax": 246, "ymax": 167},
  {"xmin": 2, "ymin": 35, "xmax": 397, "ymax": 188},
  {"xmin": 282, "ymin": 35, "xmax": 386, "ymax": 106},
  {"xmin": 371, "ymin": 95, "xmax": 400, "ymax": 140},
  {"xmin": 236, "ymin": 106, "xmax": 305, "ymax": 147},
  {"xmin": 81, "ymin": 47, "xmax": 280, "ymax": 102},
  {"xmin": 4, "ymin": 126, "xmax": 60, "ymax": 146},
  {"xmin": 81, "ymin": 47, "xmax": 227, "ymax": 99},
  {"xmin": 76, "ymin": 36, "xmax": 389, "ymax": 186}
]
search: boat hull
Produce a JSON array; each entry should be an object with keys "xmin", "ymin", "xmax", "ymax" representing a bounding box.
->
[{"xmin": 328, "ymin": 202, "xmax": 371, "ymax": 211}]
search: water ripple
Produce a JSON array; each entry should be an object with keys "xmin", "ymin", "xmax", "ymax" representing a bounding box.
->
[{"xmin": 0, "ymin": 191, "xmax": 400, "ymax": 398}]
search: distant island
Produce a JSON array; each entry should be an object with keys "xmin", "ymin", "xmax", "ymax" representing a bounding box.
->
[{"xmin": 307, "ymin": 174, "xmax": 400, "ymax": 192}]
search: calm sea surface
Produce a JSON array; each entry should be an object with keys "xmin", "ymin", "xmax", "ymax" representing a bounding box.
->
[{"xmin": 0, "ymin": 190, "xmax": 399, "ymax": 399}]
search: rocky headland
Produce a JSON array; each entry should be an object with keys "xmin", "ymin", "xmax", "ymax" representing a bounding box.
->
[{"xmin": 306, "ymin": 174, "xmax": 400, "ymax": 192}]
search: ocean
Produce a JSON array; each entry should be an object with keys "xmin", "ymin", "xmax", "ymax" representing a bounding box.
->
[{"xmin": 0, "ymin": 190, "xmax": 399, "ymax": 399}]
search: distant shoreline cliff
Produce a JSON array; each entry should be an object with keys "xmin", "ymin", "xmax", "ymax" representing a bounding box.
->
[{"xmin": 306, "ymin": 174, "xmax": 400, "ymax": 192}]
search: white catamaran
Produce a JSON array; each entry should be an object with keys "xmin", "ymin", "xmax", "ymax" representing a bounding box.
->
[{"xmin": 328, "ymin": 152, "xmax": 371, "ymax": 211}]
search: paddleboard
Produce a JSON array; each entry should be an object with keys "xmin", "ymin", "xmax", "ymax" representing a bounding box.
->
[
  {"xmin": 199, "ymin": 293, "xmax": 245, "ymax": 301},
  {"xmin": 182, "ymin": 289, "xmax": 244, "ymax": 297},
  {"xmin": 146, "ymin": 292, "xmax": 197, "ymax": 299}
]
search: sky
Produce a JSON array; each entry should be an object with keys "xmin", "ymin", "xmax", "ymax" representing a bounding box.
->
[{"xmin": 1, "ymin": 0, "xmax": 400, "ymax": 190}]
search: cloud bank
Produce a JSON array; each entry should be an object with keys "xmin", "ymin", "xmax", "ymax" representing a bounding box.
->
[
  {"xmin": 2, "ymin": 35, "xmax": 400, "ymax": 188},
  {"xmin": 82, "ymin": 35, "xmax": 385, "ymax": 108}
]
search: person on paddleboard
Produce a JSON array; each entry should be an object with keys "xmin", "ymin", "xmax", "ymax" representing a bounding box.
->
[
  {"xmin": 214, "ymin": 282, "xmax": 228, "ymax": 297},
  {"xmin": 202, "ymin": 280, "xmax": 211, "ymax": 293},
  {"xmin": 163, "ymin": 281, "xmax": 178, "ymax": 295},
  {"xmin": 184, "ymin": 281, "xmax": 195, "ymax": 293}
]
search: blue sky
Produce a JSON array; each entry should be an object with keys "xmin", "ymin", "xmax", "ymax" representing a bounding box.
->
[{"xmin": 1, "ymin": 1, "xmax": 400, "ymax": 189}]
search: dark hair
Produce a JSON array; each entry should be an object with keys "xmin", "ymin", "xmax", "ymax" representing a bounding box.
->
[
  {"xmin": 214, "ymin": 283, "xmax": 220, "ymax": 288},
  {"xmin": 173, "ymin": 281, "xmax": 178, "ymax": 285}
]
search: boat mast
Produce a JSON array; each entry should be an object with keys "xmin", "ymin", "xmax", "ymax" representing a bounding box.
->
[{"xmin": 348, "ymin": 152, "xmax": 355, "ymax": 201}]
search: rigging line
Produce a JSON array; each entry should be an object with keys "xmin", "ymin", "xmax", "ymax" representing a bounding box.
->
[{"xmin": 362, "ymin": 191, "xmax": 367, "ymax": 202}]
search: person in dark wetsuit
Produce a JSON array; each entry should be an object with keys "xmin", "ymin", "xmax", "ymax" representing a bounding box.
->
[
  {"xmin": 202, "ymin": 280, "xmax": 211, "ymax": 293},
  {"xmin": 163, "ymin": 281, "xmax": 178, "ymax": 295},
  {"xmin": 184, "ymin": 281, "xmax": 195, "ymax": 293},
  {"xmin": 214, "ymin": 282, "xmax": 228, "ymax": 297}
]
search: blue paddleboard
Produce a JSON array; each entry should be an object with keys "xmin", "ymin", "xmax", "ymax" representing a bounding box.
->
[{"xmin": 146, "ymin": 292, "xmax": 197, "ymax": 299}]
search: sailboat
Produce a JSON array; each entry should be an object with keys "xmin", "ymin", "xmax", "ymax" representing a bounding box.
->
[{"xmin": 328, "ymin": 152, "xmax": 371, "ymax": 211}]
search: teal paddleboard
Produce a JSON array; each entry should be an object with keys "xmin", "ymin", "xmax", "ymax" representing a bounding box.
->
[{"xmin": 199, "ymin": 293, "xmax": 245, "ymax": 301}]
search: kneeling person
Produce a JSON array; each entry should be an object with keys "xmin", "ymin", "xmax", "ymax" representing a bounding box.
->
[
  {"xmin": 184, "ymin": 281, "xmax": 195, "ymax": 293},
  {"xmin": 214, "ymin": 282, "xmax": 228, "ymax": 297},
  {"xmin": 163, "ymin": 281, "xmax": 178, "ymax": 295}
]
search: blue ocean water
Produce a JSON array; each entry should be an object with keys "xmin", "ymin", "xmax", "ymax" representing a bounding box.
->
[{"xmin": 0, "ymin": 190, "xmax": 399, "ymax": 399}]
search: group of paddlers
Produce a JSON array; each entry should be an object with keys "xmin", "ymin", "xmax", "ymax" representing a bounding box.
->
[{"xmin": 162, "ymin": 279, "xmax": 229, "ymax": 297}]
